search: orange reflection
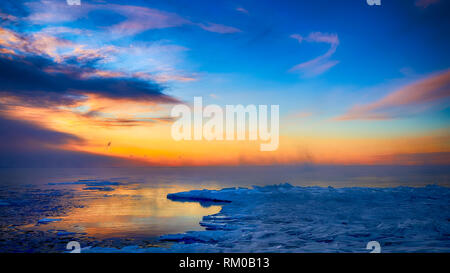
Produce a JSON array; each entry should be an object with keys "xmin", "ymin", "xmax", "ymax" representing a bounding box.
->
[{"xmin": 27, "ymin": 184, "xmax": 221, "ymax": 238}]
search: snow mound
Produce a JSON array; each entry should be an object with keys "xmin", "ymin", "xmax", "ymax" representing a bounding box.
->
[{"xmin": 84, "ymin": 183, "xmax": 450, "ymax": 253}]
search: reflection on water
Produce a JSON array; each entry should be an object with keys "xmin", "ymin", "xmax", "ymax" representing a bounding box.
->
[{"xmin": 21, "ymin": 182, "xmax": 221, "ymax": 239}]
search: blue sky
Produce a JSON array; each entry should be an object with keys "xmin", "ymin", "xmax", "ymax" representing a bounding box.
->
[{"xmin": 0, "ymin": 0, "xmax": 449, "ymax": 166}]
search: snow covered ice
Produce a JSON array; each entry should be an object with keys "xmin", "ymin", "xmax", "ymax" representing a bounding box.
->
[{"xmin": 85, "ymin": 183, "xmax": 450, "ymax": 253}]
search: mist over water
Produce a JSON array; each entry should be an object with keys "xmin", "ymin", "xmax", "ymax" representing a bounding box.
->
[{"xmin": 0, "ymin": 165, "xmax": 448, "ymax": 188}]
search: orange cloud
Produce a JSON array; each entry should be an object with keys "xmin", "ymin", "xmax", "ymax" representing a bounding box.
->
[
  {"xmin": 336, "ymin": 69, "xmax": 450, "ymax": 120},
  {"xmin": 3, "ymin": 96, "xmax": 449, "ymax": 167}
]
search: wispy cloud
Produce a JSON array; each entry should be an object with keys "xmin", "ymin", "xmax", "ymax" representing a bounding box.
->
[
  {"xmin": 236, "ymin": 7, "xmax": 249, "ymax": 14},
  {"xmin": 197, "ymin": 22, "xmax": 241, "ymax": 34},
  {"xmin": 335, "ymin": 69, "xmax": 450, "ymax": 120},
  {"xmin": 415, "ymin": 0, "xmax": 440, "ymax": 8},
  {"xmin": 0, "ymin": 11, "xmax": 17, "ymax": 21},
  {"xmin": 133, "ymin": 71, "xmax": 196, "ymax": 83},
  {"xmin": 25, "ymin": 1, "xmax": 241, "ymax": 36},
  {"xmin": 0, "ymin": 27, "xmax": 72, "ymax": 60},
  {"xmin": 290, "ymin": 34, "xmax": 303, "ymax": 43},
  {"xmin": 0, "ymin": 27, "xmax": 115, "ymax": 64},
  {"xmin": 39, "ymin": 26, "xmax": 90, "ymax": 36},
  {"xmin": 104, "ymin": 4, "xmax": 189, "ymax": 36},
  {"xmin": 0, "ymin": 26, "xmax": 195, "ymax": 83},
  {"xmin": 289, "ymin": 32, "xmax": 339, "ymax": 77}
]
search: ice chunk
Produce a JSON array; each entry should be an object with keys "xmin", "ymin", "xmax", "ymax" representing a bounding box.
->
[{"xmin": 167, "ymin": 191, "xmax": 232, "ymax": 203}]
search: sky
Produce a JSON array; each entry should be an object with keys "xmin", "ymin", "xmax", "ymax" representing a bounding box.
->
[{"xmin": 0, "ymin": 0, "xmax": 449, "ymax": 167}]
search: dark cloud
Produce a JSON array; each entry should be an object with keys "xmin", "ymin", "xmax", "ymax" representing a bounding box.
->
[
  {"xmin": 0, "ymin": 147, "xmax": 142, "ymax": 168},
  {"xmin": 0, "ymin": 54, "xmax": 178, "ymax": 107},
  {"xmin": 0, "ymin": 116, "xmax": 142, "ymax": 167},
  {"xmin": 0, "ymin": 116, "xmax": 81, "ymax": 149}
]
